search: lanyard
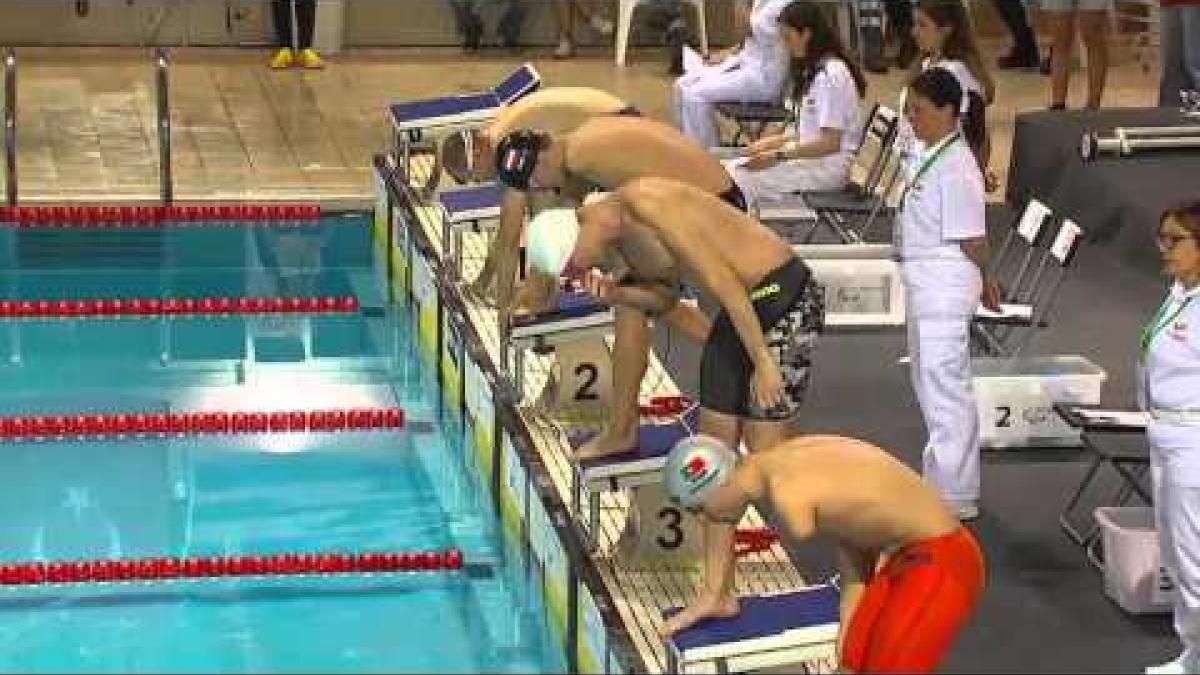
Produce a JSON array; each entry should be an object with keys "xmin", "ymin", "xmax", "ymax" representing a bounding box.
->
[
  {"xmin": 899, "ymin": 131, "xmax": 961, "ymax": 208},
  {"xmin": 1140, "ymin": 292, "xmax": 1195, "ymax": 362}
]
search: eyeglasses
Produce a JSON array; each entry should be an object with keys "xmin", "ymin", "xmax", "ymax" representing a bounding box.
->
[{"xmin": 1157, "ymin": 232, "xmax": 1196, "ymax": 250}]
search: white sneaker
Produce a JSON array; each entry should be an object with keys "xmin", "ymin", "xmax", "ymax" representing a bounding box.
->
[
  {"xmin": 950, "ymin": 500, "xmax": 979, "ymax": 522},
  {"xmin": 553, "ymin": 37, "xmax": 574, "ymax": 58},
  {"xmin": 589, "ymin": 15, "xmax": 615, "ymax": 36},
  {"xmin": 1145, "ymin": 651, "xmax": 1196, "ymax": 675}
]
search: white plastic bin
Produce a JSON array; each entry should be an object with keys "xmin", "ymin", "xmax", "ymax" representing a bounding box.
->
[
  {"xmin": 971, "ymin": 355, "xmax": 1106, "ymax": 449},
  {"xmin": 804, "ymin": 257, "xmax": 905, "ymax": 326},
  {"xmin": 1096, "ymin": 507, "xmax": 1174, "ymax": 615}
]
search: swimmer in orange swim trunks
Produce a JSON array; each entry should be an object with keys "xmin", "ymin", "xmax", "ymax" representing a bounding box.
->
[{"xmin": 662, "ymin": 433, "xmax": 986, "ymax": 673}]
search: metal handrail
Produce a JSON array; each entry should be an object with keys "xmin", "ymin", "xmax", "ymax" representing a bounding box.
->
[
  {"xmin": 155, "ymin": 48, "xmax": 172, "ymax": 203},
  {"xmin": 5, "ymin": 48, "xmax": 16, "ymax": 207}
]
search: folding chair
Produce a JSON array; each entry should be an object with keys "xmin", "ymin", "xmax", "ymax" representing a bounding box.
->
[
  {"xmin": 1053, "ymin": 403, "xmax": 1152, "ymax": 570},
  {"xmin": 758, "ymin": 103, "xmax": 900, "ymax": 244},
  {"xmin": 388, "ymin": 64, "xmax": 541, "ymax": 193},
  {"xmin": 714, "ymin": 100, "xmax": 791, "ymax": 148},
  {"xmin": 799, "ymin": 112, "xmax": 905, "ymax": 245},
  {"xmin": 970, "ymin": 198, "xmax": 1053, "ymax": 355},
  {"xmin": 972, "ymin": 216, "xmax": 1085, "ymax": 358}
]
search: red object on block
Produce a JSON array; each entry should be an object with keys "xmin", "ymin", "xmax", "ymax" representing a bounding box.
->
[{"xmin": 339, "ymin": 296, "xmax": 360, "ymax": 312}]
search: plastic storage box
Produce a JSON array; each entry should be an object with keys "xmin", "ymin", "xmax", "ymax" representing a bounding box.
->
[
  {"xmin": 971, "ymin": 355, "xmax": 1106, "ymax": 449},
  {"xmin": 1096, "ymin": 507, "xmax": 1173, "ymax": 615}
]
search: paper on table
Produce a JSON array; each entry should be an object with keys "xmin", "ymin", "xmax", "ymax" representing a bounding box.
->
[
  {"xmin": 1076, "ymin": 409, "xmax": 1150, "ymax": 427},
  {"xmin": 683, "ymin": 45, "xmax": 704, "ymax": 74},
  {"xmin": 975, "ymin": 303, "xmax": 1033, "ymax": 321}
]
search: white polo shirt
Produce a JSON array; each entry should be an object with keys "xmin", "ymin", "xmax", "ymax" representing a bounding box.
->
[
  {"xmin": 896, "ymin": 132, "xmax": 985, "ymax": 262},
  {"xmin": 1142, "ymin": 281, "xmax": 1200, "ymax": 414},
  {"xmin": 897, "ymin": 58, "xmax": 986, "ymax": 158},
  {"xmin": 789, "ymin": 57, "xmax": 863, "ymax": 161}
]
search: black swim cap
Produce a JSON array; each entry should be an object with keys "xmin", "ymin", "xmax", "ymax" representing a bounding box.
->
[{"xmin": 494, "ymin": 129, "xmax": 547, "ymax": 190}]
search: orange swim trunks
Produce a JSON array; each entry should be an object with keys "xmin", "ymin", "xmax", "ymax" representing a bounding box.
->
[{"xmin": 841, "ymin": 527, "xmax": 986, "ymax": 673}]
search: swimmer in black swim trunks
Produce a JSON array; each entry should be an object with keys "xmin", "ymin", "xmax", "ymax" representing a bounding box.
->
[
  {"xmin": 524, "ymin": 176, "xmax": 824, "ymax": 611},
  {"xmin": 492, "ymin": 115, "xmax": 749, "ymax": 457}
]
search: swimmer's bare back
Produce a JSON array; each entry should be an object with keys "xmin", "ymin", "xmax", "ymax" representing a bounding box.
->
[
  {"xmin": 751, "ymin": 435, "xmax": 962, "ymax": 556},
  {"xmin": 489, "ymin": 87, "xmax": 628, "ymax": 139},
  {"xmin": 611, "ymin": 179, "xmax": 794, "ymax": 291},
  {"xmin": 565, "ymin": 117, "xmax": 733, "ymax": 195}
]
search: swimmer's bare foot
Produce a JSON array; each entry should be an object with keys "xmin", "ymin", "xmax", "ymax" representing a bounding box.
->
[
  {"xmin": 659, "ymin": 593, "xmax": 740, "ymax": 637},
  {"xmin": 575, "ymin": 424, "xmax": 639, "ymax": 460}
]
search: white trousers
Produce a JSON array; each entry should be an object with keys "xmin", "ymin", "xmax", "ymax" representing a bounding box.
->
[
  {"xmin": 724, "ymin": 153, "xmax": 851, "ymax": 208},
  {"xmin": 1152, "ymin": 422, "xmax": 1200, "ymax": 668},
  {"xmin": 904, "ymin": 261, "xmax": 982, "ymax": 504},
  {"xmin": 673, "ymin": 59, "xmax": 782, "ymax": 149}
]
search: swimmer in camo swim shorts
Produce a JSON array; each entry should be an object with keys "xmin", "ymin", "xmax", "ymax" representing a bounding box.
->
[{"xmin": 525, "ymin": 176, "xmax": 825, "ymax": 624}]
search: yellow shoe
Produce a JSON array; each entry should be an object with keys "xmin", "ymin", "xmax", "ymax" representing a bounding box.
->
[
  {"xmin": 299, "ymin": 49, "xmax": 325, "ymax": 69},
  {"xmin": 269, "ymin": 48, "xmax": 294, "ymax": 69}
]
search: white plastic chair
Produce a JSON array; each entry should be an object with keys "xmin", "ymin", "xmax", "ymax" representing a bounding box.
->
[{"xmin": 615, "ymin": 0, "xmax": 708, "ymax": 66}]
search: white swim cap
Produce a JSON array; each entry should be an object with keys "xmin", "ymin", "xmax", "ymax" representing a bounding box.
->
[
  {"xmin": 526, "ymin": 208, "xmax": 580, "ymax": 276},
  {"xmin": 664, "ymin": 435, "xmax": 739, "ymax": 508},
  {"xmin": 581, "ymin": 191, "xmax": 610, "ymax": 207}
]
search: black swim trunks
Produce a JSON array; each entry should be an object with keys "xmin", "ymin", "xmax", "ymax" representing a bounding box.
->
[
  {"xmin": 613, "ymin": 105, "xmax": 643, "ymax": 117},
  {"xmin": 698, "ymin": 257, "xmax": 825, "ymax": 420}
]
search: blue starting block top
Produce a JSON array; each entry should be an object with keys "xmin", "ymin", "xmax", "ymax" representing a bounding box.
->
[
  {"xmin": 439, "ymin": 183, "xmax": 505, "ymax": 224},
  {"xmin": 665, "ymin": 585, "xmax": 841, "ymax": 670},
  {"xmin": 511, "ymin": 291, "xmax": 607, "ymax": 329},
  {"xmin": 389, "ymin": 64, "xmax": 541, "ymax": 134},
  {"xmin": 572, "ymin": 407, "xmax": 699, "ymax": 479}
]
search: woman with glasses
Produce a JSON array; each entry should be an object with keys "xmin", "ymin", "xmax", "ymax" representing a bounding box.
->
[{"xmin": 1143, "ymin": 201, "xmax": 1200, "ymax": 675}]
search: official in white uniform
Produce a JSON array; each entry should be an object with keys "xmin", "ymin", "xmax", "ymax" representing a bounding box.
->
[
  {"xmin": 902, "ymin": 0, "xmax": 997, "ymax": 186},
  {"xmin": 896, "ymin": 69, "xmax": 999, "ymax": 522},
  {"xmin": 673, "ymin": 0, "xmax": 793, "ymax": 149},
  {"xmin": 724, "ymin": 1, "xmax": 867, "ymax": 208},
  {"xmin": 1142, "ymin": 201, "xmax": 1200, "ymax": 675}
]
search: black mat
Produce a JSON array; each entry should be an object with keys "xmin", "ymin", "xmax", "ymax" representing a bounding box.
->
[{"xmin": 1006, "ymin": 107, "xmax": 1200, "ymax": 279}]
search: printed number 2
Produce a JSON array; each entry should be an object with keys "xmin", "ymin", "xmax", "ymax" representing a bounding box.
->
[
  {"xmin": 996, "ymin": 406, "xmax": 1013, "ymax": 428},
  {"xmin": 574, "ymin": 363, "xmax": 599, "ymax": 401},
  {"xmin": 656, "ymin": 507, "xmax": 684, "ymax": 550}
]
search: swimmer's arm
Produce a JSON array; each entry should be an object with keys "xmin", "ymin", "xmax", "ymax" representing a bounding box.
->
[
  {"xmin": 606, "ymin": 282, "xmax": 680, "ymax": 317},
  {"xmin": 619, "ymin": 183, "xmax": 772, "ymax": 368},
  {"xmin": 835, "ymin": 546, "xmax": 878, "ymax": 663},
  {"xmin": 490, "ymin": 189, "xmax": 531, "ymax": 312}
]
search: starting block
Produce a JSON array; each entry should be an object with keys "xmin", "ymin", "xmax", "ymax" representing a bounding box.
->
[
  {"xmin": 504, "ymin": 290, "xmax": 614, "ymax": 400},
  {"xmin": 569, "ymin": 406, "xmax": 699, "ymax": 553},
  {"xmin": 388, "ymin": 63, "xmax": 541, "ymax": 193},
  {"xmin": 663, "ymin": 584, "xmax": 841, "ymax": 674},
  {"xmin": 795, "ymin": 243, "xmax": 905, "ymax": 330},
  {"xmin": 438, "ymin": 182, "xmax": 505, "ymax": 280}
]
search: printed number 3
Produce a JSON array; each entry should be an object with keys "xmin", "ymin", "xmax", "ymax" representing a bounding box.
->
[
  {"xmin": 656, "ymin": 507, "xmax": 683, "ymax": 550},
  {"xmin": 574, "ymin": 363, "xmax": 599, "ymax": 401}
]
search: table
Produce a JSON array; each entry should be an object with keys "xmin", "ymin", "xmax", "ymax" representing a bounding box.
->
[
  {"xmin": 1053, "ymin": 403, "xmax": 1152, "ymax": 569},
  {"xmin": 1007, "ymin": 108, "xmax": 1200, "ymax": 277}
]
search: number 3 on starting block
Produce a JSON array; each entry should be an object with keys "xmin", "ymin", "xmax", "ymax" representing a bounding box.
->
[{"xmin": 617, "ymin": 483, "xmax": 704, "ymax": 565}]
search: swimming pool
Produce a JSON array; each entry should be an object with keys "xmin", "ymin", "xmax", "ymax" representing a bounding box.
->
[{"xmin": 0, "ymin": 211, "xmax": 566, "ymax": 673}]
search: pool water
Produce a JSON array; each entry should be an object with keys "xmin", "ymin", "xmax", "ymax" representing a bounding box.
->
[{"xmin": 0, "ymin": 213, "xmax": 566, "ymax": 673}]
